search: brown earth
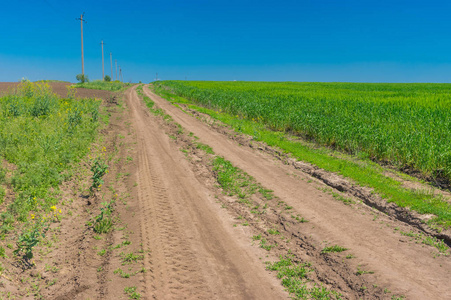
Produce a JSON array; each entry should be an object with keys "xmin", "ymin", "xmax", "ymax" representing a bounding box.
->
[{"xmin": 1, "ymin": 84, "xmax": 450, "ymax": 299}]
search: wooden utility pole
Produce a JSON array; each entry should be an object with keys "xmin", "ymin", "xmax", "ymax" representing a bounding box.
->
[
  {"xmin": 101, "ymin": 40, "xmax": 105, "ymax": 80},
  {"xmin": 119, "ymin": 66, "xmax": 122, "ymax": 82},
  {"xmin": 110, "ymin": 52, "xmax": 113, "ymax": 80},
  {"xmin": 76, "ymin": 13, "xmax": 86, "ymax": 76},
  {"xmin": 115, "ymin": 60, "xmax": 118, "ymax": 81}
]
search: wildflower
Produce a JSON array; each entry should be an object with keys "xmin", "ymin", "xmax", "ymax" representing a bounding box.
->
[
  {"xmin": 30, "ymin": 214, "xmax": 35, "ymax": 219},
  {"xmin": 58, "ymin": 209, "xmax": 62, "ymax": 214},
  {"xmin": 51, "ymin": 206, "xmax": 56, "ymax": 211}
]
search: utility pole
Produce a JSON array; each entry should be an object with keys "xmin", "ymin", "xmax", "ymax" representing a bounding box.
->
[
  {"xmin": 119, "ymin": 65, "xmax": 122, "ymax": 82},
  {"xmin": 115, "ymin": 60, "xmax": 118, "ymax": 81},
  {"xmin": 155, "ymin": 72, "xmax": 159, "ymax": 81},
  {"xmin": 76, "ymin": 13, "xmax": 87, "ymax": 76},
  {"xmin": 100, "ymin": 40, "xmax": 105, "ymax": 80},
  {"xmin": 110, "ymin": 52, "xmax": 113, "ymax": 80}
]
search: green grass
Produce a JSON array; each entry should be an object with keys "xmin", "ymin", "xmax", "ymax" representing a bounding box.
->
[
  {"xmin": 400, "ymin": 230, "xmax": 449, "ymax": 255},
  {"xmin": 152, "ymin": 83, "xmax": 451, "ymax": 229},
  {"xmin": 321, "ymin": 245, "xmax": 348, "ymax": 254},
  {"xmin": 212, "ymin": 156, "xmax": 258, "ymax": 199},
  {"xmin": 266, "ymin": 255, "xmax": 342, "ymax": 299},
  {"xmin": 74, "ymin": 80, "xmax": 131, "ymax": 91}
]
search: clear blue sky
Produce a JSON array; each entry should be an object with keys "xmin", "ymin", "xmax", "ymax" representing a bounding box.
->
[{"xmin": 1, "ymin": 0, "xmax": 451, "ymax": 83}]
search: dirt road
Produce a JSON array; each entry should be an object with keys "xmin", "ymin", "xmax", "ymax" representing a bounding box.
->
[
  {"xmin": 137, "ymin": 85, "xmax": 451, "ymax": 299},
  {"xmin": 125, "ymin": 87, "xmax": 287, "ymax": 299}
]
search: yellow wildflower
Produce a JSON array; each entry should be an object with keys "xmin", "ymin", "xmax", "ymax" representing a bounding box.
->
[
  {"xmin": 30, "ymin": 214, "xmax": 35, "ymax": 219},
  {"xmin": 51, "ymin": 206, "xmax": 56, "ymax": 211}
]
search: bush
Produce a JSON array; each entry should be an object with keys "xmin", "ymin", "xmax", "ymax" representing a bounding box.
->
[
  {"xmin": 104, "ymin": 75, "xmax": 111, "ymax": 82},
  {"xmin": 76, "ymin": 74, "xmax": 89, "ymax": 83}
]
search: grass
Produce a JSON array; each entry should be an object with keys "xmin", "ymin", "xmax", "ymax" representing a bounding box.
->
[
  {"xmin": 74, "ymin": 80, "xmax": 131, "ymax": 91},
  {"xmin": 120, "ymin": 251, "xmax": 144, "ymax": 265},
  {"xmin": 321, "ymin": 245, "xmax": 348, "ymax": 254},
  {"xmin": 266, "ymin": 255, "xmax": 342, "ymax": 299},
  {"xmin": 400, "ymin": 230, "xmax": 449, "ymax": 255},
  {"xmin": 124, "ymin": 286, "xmax": 141, "ymax": 299},
  {"xmin": 152, "ymin": 83, "xmax": 451, "ymax": 229},
  {"xmin": 212, "ymin": 156, "xmax": 258, "ymax": 199}
]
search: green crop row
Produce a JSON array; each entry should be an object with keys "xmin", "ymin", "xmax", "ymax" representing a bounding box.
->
[{"xmin": 155, "ymin": 81, "xmax": 451, "ymax": 182}]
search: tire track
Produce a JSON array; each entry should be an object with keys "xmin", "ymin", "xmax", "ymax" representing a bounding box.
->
[{"xmin": 133, "ymin": 103, "xmax": 213, "ymax": 298}]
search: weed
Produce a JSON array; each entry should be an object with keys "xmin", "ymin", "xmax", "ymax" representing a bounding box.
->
[
  {"xmin": 121, "ymin": 252, "xmax": 144, "ymax": 265},
  {"xmin": 356, "ymin": 265, "xmax": 374, "ymax": 275},
  {"xmin": 321, "ymin": 245, "xmax": 348, "ymax": 254},
  {"xmin": 93, "ymin": 201, "xmax": 114, "ymax": 234},
  {"xmin": 124, "ymin": 286, "xmax": 141, "ymax": 299},
  {"xmin": 114, "ymin": 268, "xmax": 131, "ymax": 278},
  {"xmin": 14, "ymin": 223, "xmax": 49, "ymax": 259},
  {"xmin": 90, "ymin": 157, "xmax": 108, "ymax": 192},
  {"xmin": 268, "ymin": 228, "xmax": 281, "ymax": 235},
  {"xmin": 252, "ymin": 234, "xmax": 262, "ymax": 241},
  {"xmin": 400, "ymin": 231, "xmax": 449, "ymax": 255},
  {"xmin": 266, "ymin": 255, "xmax": 341, "ymax": 299},
  {"xmin": 260, "ymin": 238, "xmax": 276, "ymax": 251}
]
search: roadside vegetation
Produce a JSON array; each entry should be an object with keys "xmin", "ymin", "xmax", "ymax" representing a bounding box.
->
[
  {"xmin": 152, "ymin": 81, "xmax": 451, "ymax": 230},
  {"xmin": 74, "ymin": 80, "xmax": 131, "ymax": 91},
  {"xmin": 0, "ymin": 82, "xmax": 101, "ymax": 260}
]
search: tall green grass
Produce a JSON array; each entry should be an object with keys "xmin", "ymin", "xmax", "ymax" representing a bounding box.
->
[
  {"xmin": 74, "ymin": 80, "xmax": 131, "ymax": 91},
  {"xmin": 156, "ymin": 81, "xmax": 451, "ymax": 182},
  {"xmin": 0, "ymin": 81, "xmax": 100, "ymax": 229}
]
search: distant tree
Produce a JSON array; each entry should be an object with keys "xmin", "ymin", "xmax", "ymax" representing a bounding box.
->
[
  {"xmin": 104, "ymin": 75, "xmax": 111, "ymax": 82},
  {"xmin": 76, "ymin": 74, "xmax": 89, "ymax": 83}
]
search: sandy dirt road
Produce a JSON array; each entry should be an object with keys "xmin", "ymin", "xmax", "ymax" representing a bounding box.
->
[
  {"xmin": 125, "ymin": 87, "xmax": 287, "ymax": 299},
  {"xmin": 139, "ymin": 85, "xmax": 451, "ymax": 300}
]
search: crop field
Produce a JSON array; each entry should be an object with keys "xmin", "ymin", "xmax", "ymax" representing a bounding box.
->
[{"xmin": 157, "ymin": 81, "xmax": 451, "ymax": 182}]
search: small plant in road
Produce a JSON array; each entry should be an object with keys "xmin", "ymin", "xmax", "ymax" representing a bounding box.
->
[{"xmin": 90, "ymin": 156, "xmax": 108, "ymax": 192}]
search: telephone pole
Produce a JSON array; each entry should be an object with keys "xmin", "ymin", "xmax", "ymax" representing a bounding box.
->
[
  {"xmin": 76, "ymin": 13, "xmax": 87, "ymax": 76},
  {"xmin": 119, "ymin": 66, "xmax": 122, "ymax": 82},
  {"xmin": 110, "ymin": 52, "xmax": 113, "ymax": 80},
  {"xmin": 115, "ymin": 60, "xmax": 118, "ymax": 81},
  {"xmin": 100, "ymin": 40, "xmax": 105, "ymax": 80}
]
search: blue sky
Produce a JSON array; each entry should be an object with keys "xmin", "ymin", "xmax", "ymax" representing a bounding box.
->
[{"xmin": 1, "ymin": 0, "xmax": 451, "ymax": 83}]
